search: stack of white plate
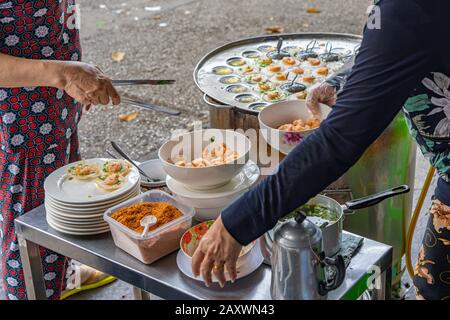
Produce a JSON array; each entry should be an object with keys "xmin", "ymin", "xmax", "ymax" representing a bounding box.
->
[{"xmin": 44, "ymin": 158, "xmax": 141, "ymax": 235}]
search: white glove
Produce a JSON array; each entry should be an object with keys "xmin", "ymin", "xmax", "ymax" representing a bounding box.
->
[{"xmin": 306, "ymin": 83, "xmax": 337, "ymax": 118}]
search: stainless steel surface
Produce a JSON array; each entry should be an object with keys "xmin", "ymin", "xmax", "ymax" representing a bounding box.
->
[
  {"xmin": 121, "ymin": 97, "xmax": 181, "ymax": 116},
  {"xmin": 308, "ymin": 195, "xmax": 345, "ymax": 257},
  {"xmin": 194, "ymin": 32, "xmax": 362, "ymax": 114},
  {"xmin": 110, "ymin": 141, "xmax": 156, "ymax": 182},
  {"xmin": 112, "ymin": 80, "xmax": 175, "ymax": 86},
  {"xmin": 203, "ymin": 93, "xmax": 232, "ymax": 109},
  {"xmin": 15, "ymin": 205, "xmax": 392, "ymax": 300},
  {"xmin": 271, "ymin": 219, "xmax": 331, "ymax": 300},
  {"xmin": 17, "ymin": 234, "xmax": 47, "ymax": 300}
]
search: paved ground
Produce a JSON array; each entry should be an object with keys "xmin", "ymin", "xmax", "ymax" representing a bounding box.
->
[
  {"xmin": 0, "ymin": 0, "xmax": 431, "ymax": 300},
  {"xmin": 75, "ymin": 0, "xmax": 371, "ymax": 161}
]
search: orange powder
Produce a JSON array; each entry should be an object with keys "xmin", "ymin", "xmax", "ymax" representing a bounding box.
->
[{"xmin": 111, "ymin": 202, "xmax": 183, "ymax": 233}]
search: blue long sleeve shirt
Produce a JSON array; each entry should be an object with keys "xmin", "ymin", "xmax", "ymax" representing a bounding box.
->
[{"xmin": 222, "ymin": 0, "xmax": 450, "ymax": 245}]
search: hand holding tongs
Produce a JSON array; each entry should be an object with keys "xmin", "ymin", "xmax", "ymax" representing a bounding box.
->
[{"xmin": 112, "ymin": 79, "xmax": 180, "ymax": 116}]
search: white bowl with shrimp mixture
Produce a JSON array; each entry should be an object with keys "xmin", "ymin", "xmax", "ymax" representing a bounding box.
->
[
  {"xmin": 258, "ymin": 100, "xmax": 331, "ymax": 155},
  {"xmin": 158, "ymin": 129, "xmax": 251, "ymax": 190}
]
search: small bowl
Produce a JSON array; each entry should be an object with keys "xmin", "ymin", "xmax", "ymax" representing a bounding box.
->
[
  {"xmin": 158, "ymin": 129, "xmax": 251, "ymax": 190},
  {"xmin": 180, "ymin": 220, "xmax": 255, "ymax": 265},
  {"xmin": 258, "ymin": 100, "xmax": 331, "ymax": 155},
  {"xmin": 138, "ymin": 159, "xmax": 167, "ymax": 188}
]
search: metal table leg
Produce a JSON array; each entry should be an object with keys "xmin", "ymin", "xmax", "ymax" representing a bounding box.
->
[
  {"xmin": 132, "ymin": 286, "xmax": 151, "ymax": 300},
  {"xmin": 17, "ymin": 235, "xmax": 47, "ymax": 300},
  {"xmin": 371, "ymin": 267, "xmax": 392, "ymax": 300}
]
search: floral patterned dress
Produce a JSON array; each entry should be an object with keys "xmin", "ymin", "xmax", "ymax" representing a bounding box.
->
[
  {"xmin": 0, "ymin": 0, "xmax": 82, "ymax": 300},
  {"xmin": 403, "ymin": 73, "xmax": 450, "ymax": 300}
]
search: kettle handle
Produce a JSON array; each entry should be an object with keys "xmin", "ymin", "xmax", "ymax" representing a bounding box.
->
[{"xmin": 319, "ymin": 255, "xmax": 346, "ymax": 296}]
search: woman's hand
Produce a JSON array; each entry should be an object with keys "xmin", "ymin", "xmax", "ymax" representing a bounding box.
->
[
  {"xmin": 57, "ymin": 61, "xmax": 121, "ymax": 107},
  {"xmin": 192, "ymin": 217, "xmax": 242, "ymax": 288},
  {"xmin": 306, "ymin": 83, "xmax": 337, "ymax": 118}
]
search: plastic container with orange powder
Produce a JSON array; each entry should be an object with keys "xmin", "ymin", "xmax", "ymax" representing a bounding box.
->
[{"xmin": 104, "ymin": 190, "xmax": 195, "ymax": 264}]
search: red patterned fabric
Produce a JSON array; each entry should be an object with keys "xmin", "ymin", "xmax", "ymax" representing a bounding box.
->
[{"xmin": 0, "ymin": 0, "xmax": 82, "ymax": 300}]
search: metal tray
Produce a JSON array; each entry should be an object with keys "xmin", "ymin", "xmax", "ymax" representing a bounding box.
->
[{"xmin": 194, "ymin": 32, "xmax": 362, "ymax": 114}]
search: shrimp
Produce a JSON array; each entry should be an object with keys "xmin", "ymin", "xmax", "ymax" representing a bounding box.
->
[
  {"xmin": 296, "ymin": 91, "xmax": 308, "ymax": 100},
  {"xmin": 260, "ymin": 57, "xmax": 273, "ymax": 65},
  {"xmin": 212, "ymin": 143, "xmax": 227, "ymax": 158},
  {"xmin": 278, "ymin": 124, "xmax": 294, "ymax": 131},
  {"xmin": 282, "ymin": 57, "xmax": 296, "ymax": 65},
  {"xmin": 268, "ymin": 65, "xmax": 282, "ymax": 73},
  {"xmin": 106, "ymin": 162, "xmax": 122, "ymax": 173},
  {"xmin": 192, "ymin": 158, "xmax": 207, "ymax": 167},
  {"xmin": 293, "ymin": 119, "xmax": 304, "ymax": 127},
  {"xmin": 258, "ymin": 83, "xmax": 271, "ymax": 91},
  {"xmin": 292, "ymin": 67, "xmax": 304, "ymax": 75},
  {"xmin": 302, "ymin": 75, "xmax": 316, "ymax": 84},
  {"xmin": 241, "ymin": 65, "xmax": 254, "ymax": 74},
  {"xmin": 75, "ymin": 165, "xmax": 92, "ymax": 176},
  {"xmin": 103, "ymin": 173, "xmax": 120, "ymax": 186},
  {"xmin": 251, "ymin": 75, "xmax": 263, "ymax": 82},
  {"xmin": 69, "ymin": 163, "xmax": 100, "ymax": 180},
  {"xmin": 175, "ymin": 161, "xmax": 187, "ymax": 167},
  {"xmin": 316, "ymin": 67, "xmax": 329, "ymax": 76},
  {"xmin": 275, "ymin": 73, "xmax": 288, "ymax": 81},
  {"xmin": 267, "ymin": 91, "xmax": 281, "ymax": 100},
  {"xmin": 211, "ymin": 158, "xmax": 225, "ymax": 166},
  {"xmin": 307, "ymin": 58, "xmax": 321, "ymax": 66}
]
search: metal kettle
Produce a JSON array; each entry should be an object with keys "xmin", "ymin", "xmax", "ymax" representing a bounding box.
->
[{"xmin": 270, "ymin": 215, "xmax": 346, "ymax": 300}]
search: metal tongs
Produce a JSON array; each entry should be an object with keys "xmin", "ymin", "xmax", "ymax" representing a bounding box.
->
[
  {"xmin": 112, "ymin": 79, "xmax": 175, "ymax": 86},
  {"xmin": 121, "ymin": 97, "xmax": 180, "ymax": 116},
  {"xmin": 112, "ymin": 79, "xmax": 180, "ymax": 116}
]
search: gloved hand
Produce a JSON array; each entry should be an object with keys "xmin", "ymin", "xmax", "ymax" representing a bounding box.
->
[{"xmin": 306, "ymin": 83, "xmax": 337, "ymax": 118}]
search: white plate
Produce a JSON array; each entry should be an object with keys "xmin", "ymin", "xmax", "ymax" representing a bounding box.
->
[
  {"xmin": 47, "ymin": 215, "xmax": 110, "ymax": 235},
  {"xmin": 138, "ymin": 159, "xmax": 167, "ymax": 187},
  {"xmin": 46, "ymin": 208, "xmax": 106, "ymax": 225},
  {"xmin": 167, "ymin": 161, "xmax": 260, "ymax": 199},
  {"xmin": 47, "ymin": 212, "xmax": 105, "ymax": 225},
  {"xmin": 45, "ymin": 187, "xmax": 140, "ymax": 212},
  {"xmin": 45, "ymin": 183, "xmax": 141, "ymax": 209},
  {"xmin": 45, "ymin": 205, "xmax": 105, "ymax": 219},
  {"xmin": 44, "ymin": 158, "xmax": 140, "ymax": 204},
  {"xmin": 176, "ymin": 241, "xmax": 264, "ymax": 283},
  {"xmin": 48, "ymin": 215, "xmax": 108, "ymax": 229}
]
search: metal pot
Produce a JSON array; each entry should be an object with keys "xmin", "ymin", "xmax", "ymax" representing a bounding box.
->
[{"xmin": 261, "ymin": 185, "xmax": 410, "ymax": 260}]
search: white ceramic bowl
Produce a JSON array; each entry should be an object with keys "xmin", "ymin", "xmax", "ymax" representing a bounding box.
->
[
  {"xmin": 258, "ymin": 100, "xmax": 331, "ymax": 155},
  {"xmin": 158, "ymin": 129, "xmax": 251, "ymax": 190}
]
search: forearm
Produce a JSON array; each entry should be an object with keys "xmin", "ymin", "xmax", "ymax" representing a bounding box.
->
[{"xmin": 0, "ymin": 53, "xmax": 65, "ymax": 88}]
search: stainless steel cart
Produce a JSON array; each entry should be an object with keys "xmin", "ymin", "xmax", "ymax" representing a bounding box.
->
[{"xmin": 15, "ymin": 205, "xmax": 393, "ymax": 300}]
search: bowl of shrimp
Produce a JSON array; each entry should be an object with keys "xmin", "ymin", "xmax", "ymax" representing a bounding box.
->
[
  {"xmin": 258, "ymin": 100, "xmax": 331, "ymax": 155},
  {"xmin": 158, "ymin": 129, "xmax": 251, "ymax": 190}
]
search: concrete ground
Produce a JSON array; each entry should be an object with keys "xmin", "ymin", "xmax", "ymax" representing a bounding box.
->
[{"xmin": 0, "ymin": 0, "xmax": 431, "ymax": 300}]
